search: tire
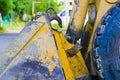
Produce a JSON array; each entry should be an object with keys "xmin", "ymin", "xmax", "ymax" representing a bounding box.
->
[{"xmin": 92, "ymin": 2, "xmax": 120, "ymax": 80}]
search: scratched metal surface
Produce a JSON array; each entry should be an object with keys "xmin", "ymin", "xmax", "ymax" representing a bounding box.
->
[{"xmin": 0, "ymin": 15, "xmax": 65, "ymax": 80}]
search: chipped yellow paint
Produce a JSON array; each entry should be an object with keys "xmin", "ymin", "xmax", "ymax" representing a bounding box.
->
[
  {"xmin": 0, "ymin": 15, "xmax": 65, "ymax": 80},
  {"xmin": 60, "ymin": 32, "xmax": 88, "ymax": 77},
  {"xmin": 2, "ymin": 23, "xmax": 61, "ymax": 76},
  {"xmin": 67, "ymin": 0, "xmax": 90, "ymax": 39},
  {"xmin": 24, "ymin": 23, "xmax": 59, "ymax": 74},
  {"xmin": 87, "ymin": 0, "xmax": 117, "ymax": 55},
  {"xmin": 53, "ymin": 30, "xmax": 74, "ymax": 80},
  {"xmin": 38, "ymin": 52, "xmax": 58, "ymax": 73},
  {"xmin": 34, "ymin": 25, "xmax": 59, "ymax": 73},
  {"xmin": 2, "ymin": 23, "xmax": 47, "ymax": 73},
  {"xmin": 53, "ymin": 30, "xmax": 88, "ymax": 79}
]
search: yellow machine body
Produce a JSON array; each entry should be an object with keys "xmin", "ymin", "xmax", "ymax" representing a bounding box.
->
[
  {"xmin": 0, "ymin": 15, "xmax": 88, "ymax": 80},
  {"xmin": 0, "ymin": 0, "xmax": 119, "ymax": 80},
  {"xmin": 66, "ymin": 0, "xmax": 118, "ymax": 77},
  {"xmin": 53, "ymin": 30, "xmax": 88, "ymax": 79}
]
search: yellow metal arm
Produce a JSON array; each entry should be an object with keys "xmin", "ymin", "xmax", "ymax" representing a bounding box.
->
[{"xmin": 66, "ymin": 0, "xmax": 90, "ymax": 40}]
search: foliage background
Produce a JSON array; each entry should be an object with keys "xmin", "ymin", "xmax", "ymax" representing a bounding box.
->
[{"xmin": 0, "ymin": 0, "xmax": 62, "ymax": 31}]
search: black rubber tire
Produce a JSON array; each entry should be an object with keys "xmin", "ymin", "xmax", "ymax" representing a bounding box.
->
[{"xmin": 92, "ymin": 2, "xmax": 120, "ymax": 80}]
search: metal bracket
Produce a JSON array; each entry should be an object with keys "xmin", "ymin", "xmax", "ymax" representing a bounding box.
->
[{"xmin": 46, "ymin": 8, "xmax": 62, "ymax": 28}]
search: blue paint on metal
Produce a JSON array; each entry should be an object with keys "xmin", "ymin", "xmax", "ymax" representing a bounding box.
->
[
  {"xmin": 92, "ymin": 2, "xmax": 120, "ymax": 80},
  {"xmin": 0, "ymin": 59, "xmax": 65, "ymax": 80}
]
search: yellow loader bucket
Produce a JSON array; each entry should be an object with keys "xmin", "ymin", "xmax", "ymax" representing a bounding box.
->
[{"xmin": 0, "ymin": 14, "xmax": 88, "ymax": 80}]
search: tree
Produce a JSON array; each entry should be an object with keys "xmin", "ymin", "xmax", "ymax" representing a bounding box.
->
[
  {"xmin": 13, "ymin": 0, "xmax": 32, "ymax": 16},
  {"xmin": 12, "ymin": 0, "xmax": 61, "ymax": 19},
  {"xmin": 0, "ymin": 0, "xmax": 14, "ymax": 16},
  {"xmin": 34, "ymin": 0, "xmax": 60, "ymax": 14},
  {"xmin": 0, "ymin": 0, "xmax": 14, "ymax": 26}
]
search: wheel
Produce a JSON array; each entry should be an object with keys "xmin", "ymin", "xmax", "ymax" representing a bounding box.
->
[{"xmin": 92, "ymin": 2, "xmax": 120, "ymax": 80}]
